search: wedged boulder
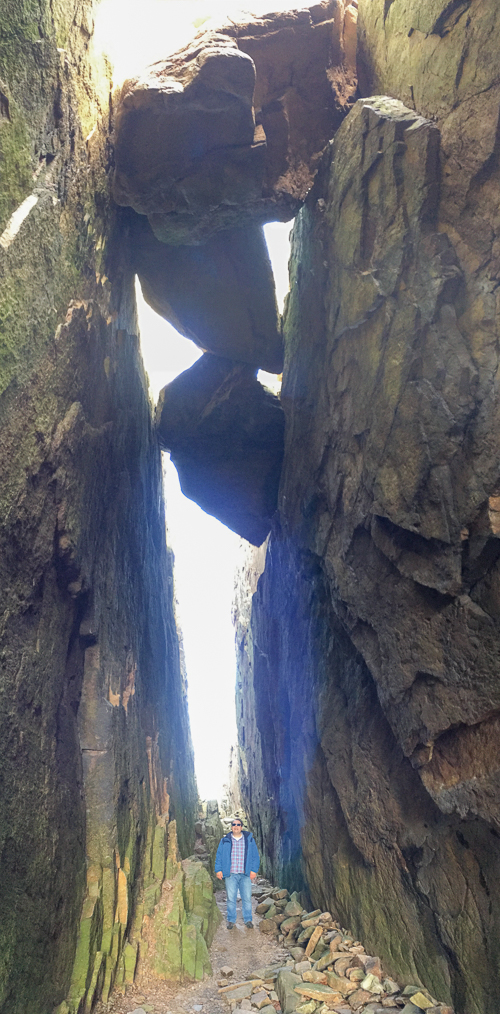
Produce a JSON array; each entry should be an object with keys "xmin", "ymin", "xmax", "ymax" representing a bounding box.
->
[
  {"xmin": 156, "ymin": 354, "xmax": 284, "ymax": 545},
  {"xmin": 114, "ymin": 4, "xmax": 357, "ymax": 243},
  {"xmin": 113, "ymin": 34, "xmax": 262, "ymax": 242},
  {"xmin": 221, "ymin": 1, "xmax": 357, "ymax": 204},
  {"xmin": 131, "ymin": 213, "xmax": 283, "ymax": 374}
]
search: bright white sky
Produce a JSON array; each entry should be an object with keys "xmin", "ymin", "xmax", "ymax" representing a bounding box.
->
[
  {"xmin": 94, "ymin": 0, "xmax": 314, "ymax": 86},
  {"xmin": 96, "ymin": 0, "xmax": 293, "ymax": 799},
  {"xmin": 136, "ymin": 219, "xmax": 290, "ymax": 800}
]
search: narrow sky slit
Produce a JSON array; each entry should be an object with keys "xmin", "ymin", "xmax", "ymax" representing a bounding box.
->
[{"xmin": 135, "ymin": 217, "xmax": 291, "ymax": 800}]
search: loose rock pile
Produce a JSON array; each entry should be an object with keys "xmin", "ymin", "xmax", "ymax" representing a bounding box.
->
[{"xmin": 217, "ymin": 883, "xmax": 454, "ymax": 1014}]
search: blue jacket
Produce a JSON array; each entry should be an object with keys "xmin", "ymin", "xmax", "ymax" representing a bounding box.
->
[{"xmin": 215, "ymin": 829, "xmax": 260, "ymax": 879}]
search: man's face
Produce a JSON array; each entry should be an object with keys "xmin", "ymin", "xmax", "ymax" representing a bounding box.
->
[{"xmin": 231, "ymin": 821, "xmax": 242, "ymax": 832}]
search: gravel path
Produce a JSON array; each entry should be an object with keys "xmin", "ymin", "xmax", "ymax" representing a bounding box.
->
[{"xmin": 95, "ymin": 889, "xmax": 288, "ymax": 1014}]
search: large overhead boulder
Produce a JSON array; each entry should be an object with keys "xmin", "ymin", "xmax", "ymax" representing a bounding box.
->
[
  {"xmin": 113, "ymin": 34, "xmax": 263, "ymax": 244},
  {"xmin": 131, "ymin": 213, "xmax": 283, "ymax": 373},
  {"xmin": 113, "ymin": 2, "xmax": 357, "ymax": 243},
  {"xmin": 156, "ymin": 355, "xmax": 284, "ymax": 545}
]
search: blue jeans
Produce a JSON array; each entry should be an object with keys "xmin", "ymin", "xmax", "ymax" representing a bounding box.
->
[{"xmin": 225, "ymin": 873, "xmax": 253, "ymax": 923}]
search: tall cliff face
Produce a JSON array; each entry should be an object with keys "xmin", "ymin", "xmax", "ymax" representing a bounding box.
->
[
  {"xmin": 0, "ymin": 3, "xmax": 197, "ymax": 1013},
  {"xmin": 235, "ymin": 4, "xmax": 500, "ymax": 1013}
]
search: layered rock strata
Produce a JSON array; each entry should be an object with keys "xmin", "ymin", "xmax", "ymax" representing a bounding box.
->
[
  {"xmin": 0, "ymin": 2, "xmax": 199, "ymax": 1012},
  {"xmin": 156, "ymin": 354, "xmax": 285, "ymax": 546},
  {"xmin": 235, "ymin": 46, "xmax": 500, "ymax": 1014}
]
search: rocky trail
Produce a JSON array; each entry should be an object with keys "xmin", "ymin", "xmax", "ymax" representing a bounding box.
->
[
  {"xmin": 95, "ymin": 884, "xmax": 288, "ymax": 1014},
  {"xmin": 95, "ymin": 880, "xmax": 454, "ymax": 1014}
]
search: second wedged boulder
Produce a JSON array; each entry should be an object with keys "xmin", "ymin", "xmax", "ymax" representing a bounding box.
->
[
  {"xmin": 156, "ymin": 354, "xmax": 284, "ymax": 545},
  {"xmin": 131, "ymin": 213, "xmax": 283, "ymax": 374}
]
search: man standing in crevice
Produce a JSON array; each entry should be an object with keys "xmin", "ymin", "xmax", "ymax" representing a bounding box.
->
[{"xmin": 215, "ymin": 818, "xmax": 260, "ymax": 929}]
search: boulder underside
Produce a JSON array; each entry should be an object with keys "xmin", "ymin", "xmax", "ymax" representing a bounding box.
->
[{"xmin": 156, "ymin": 354, "xmax": 285, "ymax": 546}]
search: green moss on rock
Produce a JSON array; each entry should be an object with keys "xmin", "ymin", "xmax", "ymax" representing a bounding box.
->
[
  {"xmin": 152, "ymin": 824, "xmax": 166, "ymax": 881},
  {"xmin": 0, "ymin": 99, "xmax": 32, "ymax": 234},
  {"xmin": 122, "ymin": 942, "xmax": 138, "ymax": 984},
  {"xmin": 67, "ymin": 910, "xmax": 100, "ymax": 1011},
  {"xmin": 182, "ymin": 858, "xmax": 221, "ymax": 948}
]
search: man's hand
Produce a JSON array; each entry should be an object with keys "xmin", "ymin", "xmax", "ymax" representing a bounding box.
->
[
  {"xmin": 250, "ymin": 871, "xmax": 257, "ymax": 880},
  {"xmin": 216, "ymin": 871, "xmax": 223, "ymax": 880}
]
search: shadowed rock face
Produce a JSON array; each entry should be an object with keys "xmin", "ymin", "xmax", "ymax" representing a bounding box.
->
[
  {"xmin": 0, "ymin": 3, "xmax": 199, "ymax": 1011},
  {"xmin": 114, "ymin": 2, "xmax": 357, "ymax": 244},
  {"xmin": 221, "ymin": 1, "xmax": 357, "ymax": 201},
  {"xmin": 131, "ymin": 213, "xmax": 283, "ymax": 373},
  {"xmin": 156, "ymin": 355, "xmax": 284, "ymax": 545},
  {"xmin": 235, "ymin": 76, "xmax": 500, "ymax": 1014}
]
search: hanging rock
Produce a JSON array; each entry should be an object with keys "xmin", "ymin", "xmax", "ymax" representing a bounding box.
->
[
  {"xmin": 114, "ymin": 4, "xmax": 357, "ymax": 243},
  {"xmin": 156, "ymin": 354, "xmax": 284, "ymax": 545},
  {"xmin": 113, "ymin": 35, "xmax": 262, "ymax": 242},
  {"xmin": 218, "ymin": 2, "xmax": 357, "ymax": 209},
  {"xmin": 131, "ymin": 214, "xmax": 283, "ymax": 374}
]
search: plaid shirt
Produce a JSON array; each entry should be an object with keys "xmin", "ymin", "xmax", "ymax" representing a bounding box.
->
[{"xmin": 230, "ymin": 834, "xmax": 245, "ymax": 874}]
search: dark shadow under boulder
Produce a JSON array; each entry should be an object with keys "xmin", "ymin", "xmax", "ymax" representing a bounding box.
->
[{"xmin": 156, "ymin": 354, "xmax": 284, "ymax": 545}]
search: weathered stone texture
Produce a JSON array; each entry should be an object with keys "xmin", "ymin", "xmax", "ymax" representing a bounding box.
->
[
  {"xmin": 131, "ymin": 213, "xmax": 283, "ymax": 373},
  {"xmin": 135, "ymin": 822, "xmax": 221, "ymax": 985},
  {"xmin": 157, "ymin": 354, "xmax": 284, "ymax": 546},
  {"xmin": 236, "ymin": 58, "xmax": 500, "ymax": 1014},
  {"xmin": 357, "ymin": 0, "xmax": 500, "ymax": 409},
  {"xmin": 220, "ymin": 1, "xmax": 357, "ymax": 205},
  {"xmin": 281, "ymin": 96, "xmax": 500, "ymax": 788},
  {"xmin": 0, "ymin": 3, "xmax": 197, "ymax": 1013},
  {"xmin": 198, "ymin": 800, "xmax": 225, "ymax": 883},
  {"xmin": 113, "ymin": 34, "xmax": 261, "ymax": 242},
  {"xmin": 113, "ymin": 1, "xmax": 357, "ymax": 244}
]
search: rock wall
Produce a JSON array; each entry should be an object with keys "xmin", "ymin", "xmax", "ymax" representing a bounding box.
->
[
  {"xmin": 235, "ymin": 4, "xmax": 500, "ymax": 1014},
  {"xmin": 135, "ymin": 821, "xmax": 221, "ymax": 985},
  {"xmin": 0, "ymin": 3, "xmax": 197, "ymax": 1013}
]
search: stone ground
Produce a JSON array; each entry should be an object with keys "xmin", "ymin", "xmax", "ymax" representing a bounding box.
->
[{"xmin": 95, "ymin": 890, "xmax": 287, "ymax": 1014}]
